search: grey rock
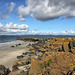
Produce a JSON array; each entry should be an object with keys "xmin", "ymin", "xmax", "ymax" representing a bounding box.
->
[
  {"xmin": 17, "ymin": 55, "xmax": 24, "ymax": 59},
  {"xmin": 20, "ymin": 70, "xmax": 28, "ymax": 75},
  {"xmin": 12, "ymin": 66, "xmax": 19, "ymax": 72},
  {"xmin": 0, "ymin": 65, "xmax": 11, "ymax": 75}
]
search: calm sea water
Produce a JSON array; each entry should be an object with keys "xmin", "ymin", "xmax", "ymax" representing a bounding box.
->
[
  {"xmin": 0, "ymin": 35, "xmax": 75, "ymax": 43},
  {"xmin": 0, "ymin": 35, "xmax": 75, "ymax": 47}
]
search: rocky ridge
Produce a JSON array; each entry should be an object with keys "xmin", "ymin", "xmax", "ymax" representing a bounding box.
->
[{"xmin": 0, "ymin": 37, "xmax": 75, "ymax": 75}]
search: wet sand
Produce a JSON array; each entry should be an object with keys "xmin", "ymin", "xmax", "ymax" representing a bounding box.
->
[{"xmin": 0, "ymin": 41, "xmax": 34, "ymax": 70}]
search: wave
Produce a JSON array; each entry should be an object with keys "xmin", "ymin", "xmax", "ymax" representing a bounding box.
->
[{"xmin": 0, "ymin": 40, "xmax": 24, "ymax": 47}]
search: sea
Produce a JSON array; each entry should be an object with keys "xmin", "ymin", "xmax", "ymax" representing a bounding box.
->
[{"xmin": 0, "ymin": 35, "xmax": 75, "ymax": 47}]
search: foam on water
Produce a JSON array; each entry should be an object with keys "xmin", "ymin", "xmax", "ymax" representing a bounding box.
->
[
  {"xmin": 0, "ymin": 40, "xmax": 24, "ymax": 47},
  {"xmin": 0, "ymin": 35, "xmax": 75, "ymax": 47}
]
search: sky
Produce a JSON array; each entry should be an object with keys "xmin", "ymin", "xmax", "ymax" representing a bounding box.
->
[{"xmin": 0, "ymin": 0, "xmax": 75, "ymax": 35}]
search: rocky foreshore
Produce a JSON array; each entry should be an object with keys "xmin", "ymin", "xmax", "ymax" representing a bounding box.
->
[
  {"xmin": 0, "ymin": 37, "xmax": 75, "ymax": 75},
  {"xmin": 16, "ymin": 38, "xmax": 40, "ymax": 42}
]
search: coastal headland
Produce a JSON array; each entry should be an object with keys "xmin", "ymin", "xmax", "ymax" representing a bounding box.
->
[{"xmin": 0, "ymin": 37, "xmax": 75, "ymax": 75}]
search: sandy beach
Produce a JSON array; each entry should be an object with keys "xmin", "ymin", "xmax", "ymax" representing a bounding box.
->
[{"xmin": 0, "ymin": 41, "xmax": 34, "ymax": 70}]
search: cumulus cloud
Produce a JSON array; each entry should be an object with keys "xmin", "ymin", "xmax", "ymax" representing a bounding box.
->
[
  {"xmin": 0, "ymin": 23, "xmax": 29, "ymax": 35},
  {"xmin": 19, "ymin": 18, "xmax": 26, "ymax": 21},
  {"xmin": 0, "ymin": 2, "xmax": 15, "ymax": 19},
  {"xmin": 32, "ymin": 30, "xmax": 75, "ymax": 35},
  {"xmin": 34, "ymin": 31, "xmax": 57, "ymax": 35},
  {"xmin": 0, "ymin": 23, "xmax": 75, "ymax": 35},
  {"xmin": 0, "ymin": 23, "xmax": 3, "ymax": 28},
  {"xmin": 17, "ymin": 0, "xmax": 75, "ymax": 21},
  {"xmin": 17, "ymin": 5, "xmax": 30, "ymax": 21},
  {"xmin": 61, "ymin": 30, "xmax": 75, "ymax": 34}
]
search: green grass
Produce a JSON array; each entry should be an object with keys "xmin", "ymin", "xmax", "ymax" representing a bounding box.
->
[{"xmin": 48, "ymin": 59, "xmax": 53, "ymax": 65}]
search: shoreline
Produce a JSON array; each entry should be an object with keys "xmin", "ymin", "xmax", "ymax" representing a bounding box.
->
[
  {"xmin": 9, "ymin": 37, "xmax": 75, "ymax": 75},
  {"xmin": 0, "ymin": 40, "xmax": 24, "ymax": 47},
  {"xmin": 0, "ymin": 37, "xmax": 75, "ymax": 75},
  {"xmin": 0, "ymin": 41, "xmax": 34, "ymax": 70}
]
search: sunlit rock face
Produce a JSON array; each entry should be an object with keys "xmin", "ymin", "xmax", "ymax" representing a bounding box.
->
[
  {"xmin": 29, "ymin": 38, "xmax": 75, "ymax": 75},
  {"xmin": 9, "ymin": 38, "xmax": 75, "ymax": 75},
  {"xmin": 29, "ymin": 52, "xmax": 75, "ymax": 75}
]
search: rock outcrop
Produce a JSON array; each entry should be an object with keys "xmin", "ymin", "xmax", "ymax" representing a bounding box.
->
[
  {"xmin": 29, "ymin": 38, "xmax": 75, "ymax": 75},
  {"xmin": 9, "ymin": 37, "xmax": 75, "ymax": 75},
  {"xmin": 16, "ymin": 38, "xmax": 39, "ymax": 42},
  {"xmin": 0, "ymin": 65, "xmax": 11, "ymax": 75},
  {"xmin": 29, "ymin": 52, "xmax": 75, "ymax": 75}
]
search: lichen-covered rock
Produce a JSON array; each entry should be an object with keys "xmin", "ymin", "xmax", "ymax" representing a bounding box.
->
[
  {"xmin": 29, "ymin": 58, "xmax": 41, "ymax": 75},
  {"xmin": 12, "ymin": 57, "xmax": 31, "ymax": 72},
  {"xmin": 20, "ymin": 70, "xmax": 28, "ymax": 75},
  {"xmin": 11, "ymin": 37, "xmax": 75, "ymax": 75},
  {"xmin": 71, "ymin": 48, "xmax": 75, "ymax": 54},
  {"xmin": 12, "ymin": 66, "xmax": 19, "ymax": 72},
  {"xmin": 29, "ymin": 52, "xmax": 75, "ymax": 75},
  {"xmin": 63, "ymin": 42, "xmax": 70, "ymax": 52},
  {"xmin": 69, "ymin": 41, "xmax": 75, "ymax": 53}
]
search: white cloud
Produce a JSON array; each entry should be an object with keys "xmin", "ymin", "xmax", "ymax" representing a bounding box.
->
[
  {"xmin": 0, "ymin": 22, "xmax": 75, "ymax": 35},
  {"xmin": 6, "ymin": 2, "xmax": 15, "ymax": 14},
  {"xmin": 66, "ymin": 30, "xmax": 75, "ymax": 34},
  {"xmin": 0, "ymin": 2, "xmax": 15, "ymax": 19},
  {"xmin": 33, "ymin": 30, "xmax": 75, "ymax": 35},
  {"xmin": 0, "ymin": 23, "xmax": 3, "ymax": 28},
  {"xmin": 61, "ymin": 30, "xmax": 75, "ymax": 34},
  {"xmin": 34, "ymin": 31, "xmax": 57, "ymax": 35},
  {"xmin": 19, "ymin": 17, "xmax": 26, "ymax": 21},
  {"xmin": 0, "ymin": 23, "xmax": 29, "ymax": 35},
  {"xmin": 17, "ymin": 0, "xmax": 75, "ymax": 21},
  {"xmin": 17, "ymin": 5, "xmax": 30, "ymax": 21},
  {"xmin": 4, "ymin": 22, "xmax": 29, "ymax": 30}
]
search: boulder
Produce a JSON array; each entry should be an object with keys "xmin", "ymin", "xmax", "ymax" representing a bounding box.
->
[
  {"xmin": 22, "ymin": 52, "xmax": 30, "ymax": 55},
  {"xmin": 12, "ymin": 57, "xmax": 31, "ymax": 71},
  {"xmin": 69, "ymin": 41, "xmax": 75, "ymax": 49},
  {"xmin": 62, "ymin": 42, "xmax": 69, "ymax": 52},
  {"xmin": 12, "ymin": 66, "xmax": 19, "ymax": 72},
  {"xmin": 71, "ymin": 48, "xmax": 75, "ymax": 54},
  {"xmin": 20, "ymin": 70, "xmax": 28, "ymax": 75},
  {"xmin": 17, "ymin": 55, "xmax": 24, "ymax": 59},
  {"xmin": 11, "ymin": 45, "xmax": 15, "ymax": 47},
  {"xmin": 0, "ymin": 65, "xmax": 11, "ymax": 75}
]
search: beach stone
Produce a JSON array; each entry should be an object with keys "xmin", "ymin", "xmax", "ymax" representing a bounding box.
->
[
  {"xmin": 11, "ymin": 45, "xmax": 15, "ymax": 47},
  {"xmin": 9, "ymin": 70, "xmax": 20, "ymax": 75},
  {"xmin": 13, "ymin": 58, "xmax": 31, "ymax": 69},
  {"xmin": 18, "ymin": 43, "xmax": 21, "ymax": 45},
  {"xmin": 22, "ymin": 52, "xmax": 30, "ymax": 55},
  {"xmin": 12, "ymin": 66, "xmax": 19, "ymax": 72},
  {"xmin": 0, "ymin": 65, "xmax": 11, "ymax": 75},
  {"xmin": 17, "ymin": 55, "xmax": 24, "ymax": 59},
  {"xmin": 20, "ymin": 70, "xmax": 28, "ymax": 75}
]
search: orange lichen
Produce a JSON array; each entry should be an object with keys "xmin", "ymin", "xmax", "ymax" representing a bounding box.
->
[
  {"xmin": 31, "ymin": 47, "xmax": 35, "ymax": 49},
  {"xmin": 72, "ymin": 64, "xmax": 75, "ymax": 69},
  {"xmin": 55, "ymin": 38, "xmax": 59, "ymax": 41}
]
